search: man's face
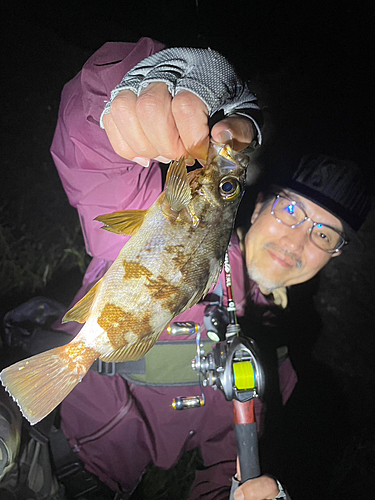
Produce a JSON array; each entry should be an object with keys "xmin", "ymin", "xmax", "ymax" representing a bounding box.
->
[{"xmin": 244, "ymin": 191, "xmax": 343, "ymax": 292}]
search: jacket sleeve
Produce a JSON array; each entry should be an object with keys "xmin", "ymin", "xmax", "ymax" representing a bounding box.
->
[
  {"xmin": 50, "ymin": 38, "xmax": 165, "ymax": 262},
  {"xmin": 100, "ymin": 46, "xmax": 263, "ymax": 146}
]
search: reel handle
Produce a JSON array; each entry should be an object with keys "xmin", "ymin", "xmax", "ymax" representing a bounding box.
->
[{"xmin": 233, "ymin": 399, "xmax": 260, "ymax": 482}]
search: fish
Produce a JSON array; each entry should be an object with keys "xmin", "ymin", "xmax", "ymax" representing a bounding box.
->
[{"xmin": 0, "ymin": 142, "xmax": 249, "ymax": 425}]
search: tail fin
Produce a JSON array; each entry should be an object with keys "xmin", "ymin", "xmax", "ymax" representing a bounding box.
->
[{"xmin": 0, "ymin": 342, "xmax": 98, "ymax": 425}]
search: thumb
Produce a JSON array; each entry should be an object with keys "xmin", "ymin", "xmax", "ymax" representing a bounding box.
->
[
  {"xmin": 234, "ymin": 488, "xmax": 245, "ymax": 500},
  {"xmin": 211, "ymin": 115, "xmax": 255, "ymax": 151}
]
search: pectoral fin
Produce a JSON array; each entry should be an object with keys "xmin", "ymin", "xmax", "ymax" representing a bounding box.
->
[
  {"xmin": 62, "ymin": 279, "xmax": 102, "ymax": 324},
  {"xmin": 95, "ymin": 210, "xmax": 147, "ymax": 235},
  {"xmin": 163, "ymin": 157, "xmax": 192, "ymax": 216},
  {"xmin": 99, "ymin": 334, "xmax": 158, "ymax": 363}
]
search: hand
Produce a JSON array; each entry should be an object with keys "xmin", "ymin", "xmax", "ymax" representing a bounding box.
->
[
  {"xmin": 102, "ymin": 82, "xmax": 255, "ymax": 167},
  {"xmin": 233, "ymin": 475, "xmax": 281, "ymax": 500},
  {"xmin": 234, "ymin": 458, "xmax": 281, "ymax": 500}
]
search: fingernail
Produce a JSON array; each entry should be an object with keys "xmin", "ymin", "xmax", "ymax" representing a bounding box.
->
[
  {"xmin": 185, "ymin": 155, "xmax": 196, "ymax": 166},
  {"xmin": 234, "ymin": 490, "xmax": 244, "ymax": 500},
  {"xmin": 134, "ymin": 157, "xmax": 150, "ymax": 168},
  {"xmin": 155, "ymin": 156, "xmax": 172, "ymax": 164},
  {"xmin": 216, "ymin": 129, "xmax": 233, "ymax": 146}
]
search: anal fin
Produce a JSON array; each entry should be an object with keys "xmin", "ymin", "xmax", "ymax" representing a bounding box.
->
[{"xmin": 100, "ymin": 335, "xmax": 158, "ymax": 363}]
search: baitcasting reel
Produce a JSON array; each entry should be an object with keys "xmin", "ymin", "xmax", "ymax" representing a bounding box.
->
[
  {"xmin": 172, "ymin": 323, "xmax": 265, "ymax": 409},
  {"xmin": 193, "ymin": 328, "xmax": 265, "ymax": 403}
]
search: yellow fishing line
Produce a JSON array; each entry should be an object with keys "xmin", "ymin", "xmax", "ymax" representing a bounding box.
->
[{"xmin": 233, "ymin": 361, "xmax": 256, "ymax": 390}]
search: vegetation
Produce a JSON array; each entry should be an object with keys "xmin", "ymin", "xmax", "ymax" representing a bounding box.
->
[{"xmin": 0, "ymin": 158, "xmax": 88, "ymax": 314}]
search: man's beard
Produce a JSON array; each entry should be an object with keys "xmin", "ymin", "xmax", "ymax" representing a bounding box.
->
[{"xmin": 246, "ymin": 262, "xmax": 284, "ymax": 293}]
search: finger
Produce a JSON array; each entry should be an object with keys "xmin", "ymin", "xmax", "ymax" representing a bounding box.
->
[
  {"xmin": 236, "ymin": 456, "xmax": 241, "ymax": 481},
  {"xmin": 102, "ymin": 112, "xmax": 150, "ymax": 166},
  {"xmin": 137, "ymin": 82, "xmax": 186, "ymax": 160},
  {"xmin": 172, "ymin": 90, "xmax": 210, "ymax": 163},
  {"xmin": 211, "ymin": 115, "xmax": 255, "ymax": 151},
  {"xmin": 109, "ymin": 89, "xmax": 159, "ymax": 159}
]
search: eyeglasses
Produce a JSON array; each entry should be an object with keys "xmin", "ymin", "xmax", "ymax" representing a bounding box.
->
[{"xmin": 271, "ymin": 195, "xmax": 347, "ymax": 254}]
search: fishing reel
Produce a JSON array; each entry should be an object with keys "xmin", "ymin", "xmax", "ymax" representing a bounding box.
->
[
  {"xmin": 172, "ymin": 322, "xmax": 265, "ymax": 409},
  {"xmin": 193, "ymin": 327, "xmax": 265, "ymax": 403}
]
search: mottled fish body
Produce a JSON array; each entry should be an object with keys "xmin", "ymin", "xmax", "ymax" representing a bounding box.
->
[{"xmin": 0, "ymin": 142, "xmax": 248, "ymax": 424}]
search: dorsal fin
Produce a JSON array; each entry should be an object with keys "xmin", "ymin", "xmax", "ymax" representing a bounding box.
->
[
  {"xmin": 99, "ymin": 335, "xmax": 158, "ymax": 363},
  {"xmin": 62, "ymin": 279, "xmax": 102, "ymax": 324},
  {"xmin": 95, "ymin": 210, "xmax": 147, "ymax": 236},
  {"xmin": 164, "ymin": 157, "xmax": 192, "ymax": 214}
]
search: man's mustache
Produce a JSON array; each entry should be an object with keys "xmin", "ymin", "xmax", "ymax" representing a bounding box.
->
[{"xmin": 264, "ymin": 242, "xmax": 303, "ymax": 269}]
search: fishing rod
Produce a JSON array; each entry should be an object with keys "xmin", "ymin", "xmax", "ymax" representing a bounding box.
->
[
  {"xmin": 222, "ymin": 250, "xmax": 262, "ymax": 482},
  {"xmin": 171, "ymin": 250, "xmax": 265, "ymax": 483}
]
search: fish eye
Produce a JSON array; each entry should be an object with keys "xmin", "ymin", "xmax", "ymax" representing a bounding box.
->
[{"xmin": 219, "ymin": 177, "xmax": 241, "ymax": 200}]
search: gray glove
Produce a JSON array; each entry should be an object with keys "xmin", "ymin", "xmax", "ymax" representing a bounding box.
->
[{"xmin": 100, "ymin": 46, "xmax": 262, "ymax": 145}]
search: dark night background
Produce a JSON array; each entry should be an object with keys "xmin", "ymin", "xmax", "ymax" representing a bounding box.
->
[{"xmin": 1, "ymin": 1, "xmax": 374, "ymax": 499}]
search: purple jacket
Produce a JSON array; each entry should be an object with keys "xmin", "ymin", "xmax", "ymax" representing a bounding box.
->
[{"xmin": 50, "ymin": 38, "xmax": 297, "ymax": 499}]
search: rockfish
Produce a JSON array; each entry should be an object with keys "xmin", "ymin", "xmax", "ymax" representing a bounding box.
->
[{"xmin": 0, "ymin": 142, "xmax": 249, "ymax": 425}]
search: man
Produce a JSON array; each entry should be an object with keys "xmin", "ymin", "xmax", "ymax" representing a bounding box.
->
[
  {"xmin": 47, "ymin": 38, "xmax": 370, "ymax": 500},
  {"xmin": 1, "ymin": 38, "xmax": 369, "ymax": 500},
  {"xmin": 50, "ymin": 38, "xmax": 289, "ymax": 500}
]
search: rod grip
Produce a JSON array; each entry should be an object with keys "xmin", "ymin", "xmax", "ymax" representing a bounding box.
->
[{"xmin": 233, "ymin": 399, "xmax": 260, "ymax": 482}]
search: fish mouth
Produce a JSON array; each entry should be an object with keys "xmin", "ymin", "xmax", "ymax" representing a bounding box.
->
[{"xmin": 210, "ymin": 142, "xmax": 249, "ymax": 172}]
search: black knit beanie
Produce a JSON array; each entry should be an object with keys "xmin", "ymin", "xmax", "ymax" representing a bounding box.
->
[{"xmin": 283, "ymin": 155, "xmax": 371, "ymax": 236}]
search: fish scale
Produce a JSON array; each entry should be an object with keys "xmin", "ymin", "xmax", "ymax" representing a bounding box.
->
[{"xmin": 0, "ymin": 142, "xmax": 249, "ymax": 424}]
